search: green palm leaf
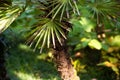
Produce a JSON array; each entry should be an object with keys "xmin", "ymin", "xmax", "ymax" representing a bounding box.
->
[
  {"xmin": 46, "ymin": 0, "xmax": 80, "ymax": 20},
  {"xmin": 0, "ymin": 6, "xmax": 21, "ymax": 33},
  {"xmin": 27, "ymin": 18, "xmax": 67, "ymax": 52},
  {"xmin": 86, "ymin": 0, "xmax": 120, "ymax": 24}
]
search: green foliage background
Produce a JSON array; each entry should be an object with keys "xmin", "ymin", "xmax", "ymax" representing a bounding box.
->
[{"xmin": 0, "ymin": 0, "xmax": 120, "ymax": 80}]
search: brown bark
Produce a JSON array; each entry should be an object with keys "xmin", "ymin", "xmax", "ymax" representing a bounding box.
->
[{"xmin": 53, "ymin": 49, "xmax": 80, "ymax": 80}]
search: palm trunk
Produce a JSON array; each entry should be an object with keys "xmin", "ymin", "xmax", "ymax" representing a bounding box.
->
[{"xmin": 53, "ymin": 46, "xmax": 80, "ymax": 80}]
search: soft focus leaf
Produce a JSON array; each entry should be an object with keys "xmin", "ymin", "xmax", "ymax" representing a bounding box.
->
[
  {"xmin": 108, "ymin": 57, "xmax": 118, "ymax": 63},
  {"xmin": 109, "ymin": 35, "xmax": 120, "ymax": 47},
  {"xmin": 111, "ymin": 66, "xmax": 119, "ymax": 75},
  {"xmin": 88, "ymin": 39, "xmax": 102, "ymax": 50},
  {"xmin": 79, "ymin": 17, "xmax": 95, "ymax": 32}
]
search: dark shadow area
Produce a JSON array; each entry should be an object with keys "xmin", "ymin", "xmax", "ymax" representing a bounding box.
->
[
  {"xmin": 0, "ymin": 37, "xmax": 10, "ymax": 80},
  {"xmin": 74, "ymin": 46, "xmax": 118, "ymax": 80},
  {"xmin": 5, "ymin": 43, "xmax": 61, "ymax": 80}
]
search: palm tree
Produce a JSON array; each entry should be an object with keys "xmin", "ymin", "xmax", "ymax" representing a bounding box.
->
[
  {"xmin": 0, "ymin": 0, "xmax": 120, "ymax": 80},
  {"xmin": 0, "ymin": 0, "xmax": 80, "ymax": 80},
  {"xmin": 26, "ymin": 0, "xmax": 80, "ymax": 79}
]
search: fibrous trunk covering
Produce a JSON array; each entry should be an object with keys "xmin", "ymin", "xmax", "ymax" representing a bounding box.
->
[{"xmin": 53, "ymin": 49, "xmax": 80, "ymax": 80}]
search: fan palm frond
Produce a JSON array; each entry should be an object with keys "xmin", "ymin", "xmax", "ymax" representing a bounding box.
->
[
  {"xmin": 46, "ymin": 0, "xmax": 80, "ymax": 21},
  {"xmin": 0, "ymin": 6, "xmax": 21, "ymax": 33},
  {"xmin": 27, "ymin": 18, "xmax": 67, "ymax": 53},
  {"xmin": 86, "ymin": 0, "xmax": 120, "ymax": 24}
]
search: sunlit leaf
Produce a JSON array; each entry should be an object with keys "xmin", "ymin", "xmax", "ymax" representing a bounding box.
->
[
  {"xmin": 98, "ymin": 61, "xmax": 119, "ymax": 75},
  {"xmin": 79, "ymin": 17, "xmax": 95, "ymax": 32},
  {"xmin": 97, "ymin": 61, "xmax": 113, "ymax": 67},
  {"xmin": 88, "ymin": 39, "xmax": 102, "ymax": 50},
  {"xmin": 111, "ymin": 66, "xmax": 119, "ymax": 75},
  {"xmin": 108, "ymin": 57, "xmax": 118, "ymax": 63},
  {"xmin": 0, "ymin": 7, "xmax": 21, "ymax": 33},
  {"xmin": 73, "ymin": 59, "xmax": 86, "ymax": 73},
  {"xmin": 109, "ymin": 35, "xmax": 120, "ymax": 47}
]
